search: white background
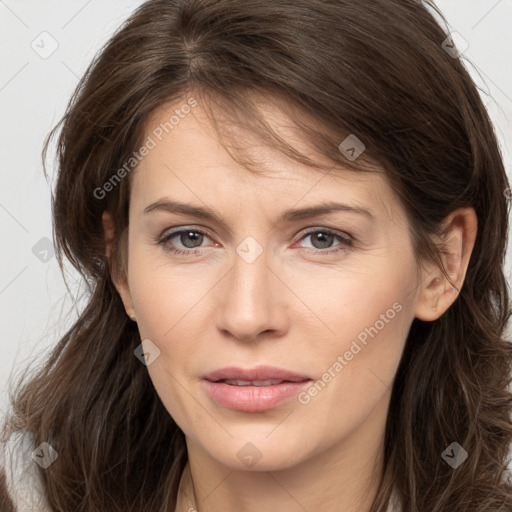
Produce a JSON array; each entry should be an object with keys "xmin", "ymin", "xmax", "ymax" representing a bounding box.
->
[{"xmin": 1, "ymin": 0, "xmax": 511, "ymax": 415}]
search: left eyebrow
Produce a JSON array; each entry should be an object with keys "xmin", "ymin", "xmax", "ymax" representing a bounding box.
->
[
  {"xmin": 276, "ymin": 201, "xmax": 374, "ymax": 223},
  {"xmin": 143, "ymin": 198, "xmax": 375, "ymax": 224}
]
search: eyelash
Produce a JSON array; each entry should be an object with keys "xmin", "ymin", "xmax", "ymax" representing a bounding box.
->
[{"xmin": 156, "ymin": 227, "xmax": 353, "ymax": 256}]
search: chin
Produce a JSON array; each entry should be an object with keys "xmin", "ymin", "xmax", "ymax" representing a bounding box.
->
[{"xmin": 205, "ymin": 436, "xmax": 309, "ymax": 472}]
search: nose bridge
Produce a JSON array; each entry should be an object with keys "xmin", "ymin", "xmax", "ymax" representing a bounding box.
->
[{"xmin": 216, "ymin": 236, "xmax": 286, "ymax": 340}]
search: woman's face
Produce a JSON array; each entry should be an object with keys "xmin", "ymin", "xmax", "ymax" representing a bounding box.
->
[{"xmin": 114, "ymin": 94, "xmax": 425, "ymax": 472}]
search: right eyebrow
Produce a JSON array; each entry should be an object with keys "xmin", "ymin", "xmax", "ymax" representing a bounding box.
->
[{"xmin": 143, "ymin": 199, "xmax": 225, "ymax": 224}]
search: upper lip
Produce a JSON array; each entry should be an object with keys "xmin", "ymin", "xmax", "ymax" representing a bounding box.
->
[{"xmin": 203, "ymin": 366, "xmax": 311, "ymax": 382}]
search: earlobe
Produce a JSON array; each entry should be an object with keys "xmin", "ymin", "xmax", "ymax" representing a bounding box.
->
[
  {"xmin": 101, "ymin": 211, "xmax": 136, "ymax": 321},
  {"xmin": 413, "ymin": 207, "xmax": 477, "ymax": 322}
]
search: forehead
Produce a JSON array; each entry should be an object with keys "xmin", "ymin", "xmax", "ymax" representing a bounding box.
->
[{"xmin": 132, "ymin": 94, "xmax": 402, "ymax": 223}]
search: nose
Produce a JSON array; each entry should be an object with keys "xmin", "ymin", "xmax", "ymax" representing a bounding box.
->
[{"xmin": 215, "ymin": 245, "xmax": 289, "ymax": 342}]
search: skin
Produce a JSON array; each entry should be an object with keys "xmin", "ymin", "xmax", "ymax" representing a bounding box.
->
[{"xmin": 104, "ymin": 92, "xmax": 477, "ymax": 512}]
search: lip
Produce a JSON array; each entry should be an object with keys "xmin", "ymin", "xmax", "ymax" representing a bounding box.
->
[
  {"xmin": 202, "ymin": 365, "xmax": 310, "ymax": 382},
  {"xmin": 202, "ymin": 366, "xmax": 312, "ymax": 412}
]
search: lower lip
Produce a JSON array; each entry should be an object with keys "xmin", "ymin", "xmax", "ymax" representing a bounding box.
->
[{"xmin": 203, "ymin": 379, "xmax": 312, "ymax": 412}]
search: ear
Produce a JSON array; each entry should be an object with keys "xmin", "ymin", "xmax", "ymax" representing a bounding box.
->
[
  {"xmin": 102, "ymin": 211, "xmax": 137, "ymax": 322},
  {"xmin": 414, "ymin": 207, "xmax": 477, "ymax": 322}
]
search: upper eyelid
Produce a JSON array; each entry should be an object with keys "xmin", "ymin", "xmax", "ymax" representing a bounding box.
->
[{"xmin": 296, "ymin": 226, "xmax": 351, "ymax": 238}]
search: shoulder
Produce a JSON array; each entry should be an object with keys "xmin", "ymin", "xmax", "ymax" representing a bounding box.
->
[{"xmin": 0, "ymin": 430, "xmax": 53, "ymax": 512}]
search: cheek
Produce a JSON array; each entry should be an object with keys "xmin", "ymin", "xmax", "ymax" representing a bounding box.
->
[
  {"xmin": 290, "ymin": 251, "xmax": 415, "ymax": 349},
  {"xmin": 127, "ymin": 242, "xmax": 211, "ymax": 341},
  {"xmin": 312, "ymin": 283, "xmax": 407, "ymax": 388},
  {"xmin": 291, "ymin": 302, "xmax": 409, "ymax": 445},
  {"xmin": 129, "ymin": 264, "xmax": 206, "ymax": 427},
  {"xmin": 291, "ymin": 254, "xmax": 415, "ymax": 407}
]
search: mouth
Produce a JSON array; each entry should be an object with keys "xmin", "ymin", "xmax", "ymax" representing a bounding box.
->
[
  {"xmin": 202, "ymin": 365, "xmax": 311, "ymax": 383},
  {"xmin": 202, "ymin": 368, "xmax": 313, "ymax": 412}
]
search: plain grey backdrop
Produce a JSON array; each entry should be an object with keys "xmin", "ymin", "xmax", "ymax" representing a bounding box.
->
[{"xmin": 1, "ymin": 0, "xmax": 511, "ymax": 416}]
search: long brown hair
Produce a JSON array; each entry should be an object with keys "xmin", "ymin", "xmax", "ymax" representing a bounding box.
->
[{"xmin": 2, "ymin": 0, "xmax": 512, "ymax": 510}]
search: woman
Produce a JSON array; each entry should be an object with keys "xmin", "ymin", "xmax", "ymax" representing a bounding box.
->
[{"xmin": 1, "ymin": 0, "xmax": 511, "ymax": 511}]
